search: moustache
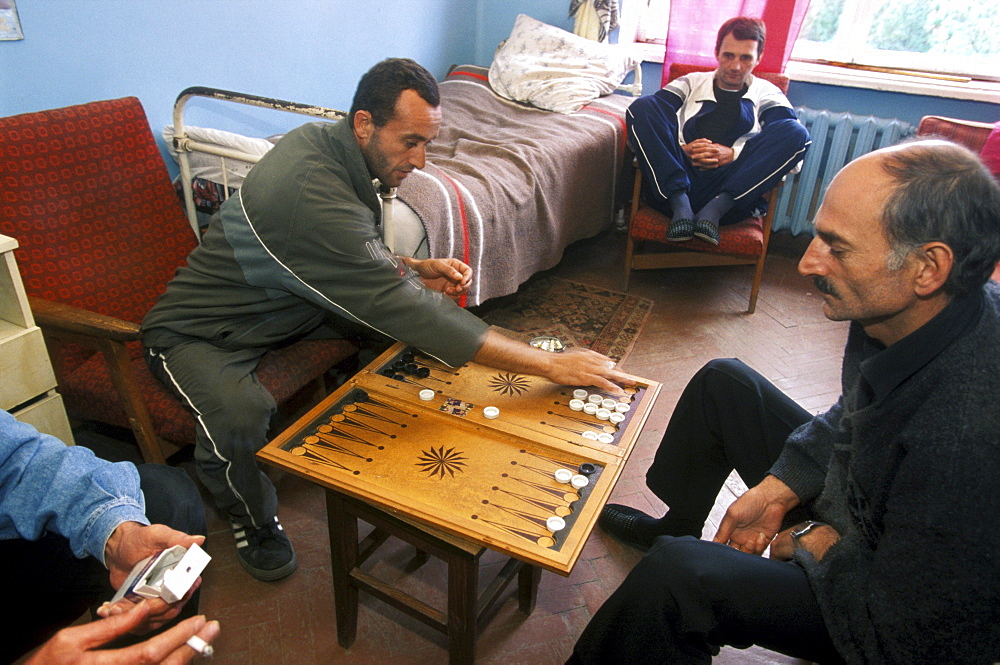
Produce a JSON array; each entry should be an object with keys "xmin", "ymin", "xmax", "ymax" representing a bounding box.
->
[{"xmin": 813, "ymin": 276, "xmax": 839, "ymax": 297}]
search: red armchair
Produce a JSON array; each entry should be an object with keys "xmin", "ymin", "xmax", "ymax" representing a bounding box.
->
[
  {"xmin": 623, "ymin": 64, "xmax": 790, "ymax": 313},
  {"xmin": 915, "ymin": 115, "xmax": 1000, "ymax": 281},
  {"xmin": 916, "ymin": 115, "xmax": 993, "ymax": 153},
  {"xmin": 0, "ymin": 97, "xmax": 357, "ymax": 463}
]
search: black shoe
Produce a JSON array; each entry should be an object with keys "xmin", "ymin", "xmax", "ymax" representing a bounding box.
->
[
  {"xmin": 598, "ymin": 504, "xmax": 659, "ymax": 551},
  {"xmin": 693, "ymin": 219, "xmax": 720, "ymax": 245},
  {"xmin": 231, "ymin": 517, "xmax": 298, "ymax": 581}
]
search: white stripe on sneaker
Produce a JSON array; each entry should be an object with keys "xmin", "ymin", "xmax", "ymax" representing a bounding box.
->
[{"xmin": 232, "ymin": 522, "xmax": 249, "ymax": 549}]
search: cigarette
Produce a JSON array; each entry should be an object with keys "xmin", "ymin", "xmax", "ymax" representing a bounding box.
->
[{"xmin": 186, "ymin": 635, "xmax": 214, "ymax": 658}]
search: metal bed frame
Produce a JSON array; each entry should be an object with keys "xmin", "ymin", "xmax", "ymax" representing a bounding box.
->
[
  {"xmin": 171, "ymin": 86, "xmax": 347, "ymax": 238},
  {"xmin": 618, "ymin": 61, "xmax": 644, "ymax": 97}
]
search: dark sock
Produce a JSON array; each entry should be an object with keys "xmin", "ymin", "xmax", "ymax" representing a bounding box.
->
[
  {"xmin": 669, "ymin": 191, "xmax": 694, "ymax": 221},
  {"xmin": 695, "ymin": 192, "xmax": 735, "ymax": 224},
  {"xmin": 629, "ymin": 513, "xmax": 704, "ymax": 543},
  {"xmin": 651, "ymin": 514, "xmax": 704, "ymax": 539}
]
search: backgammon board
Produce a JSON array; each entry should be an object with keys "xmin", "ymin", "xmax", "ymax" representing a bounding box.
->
[{"xmin": 258, "ymin": 342, "xmax": 660, "ymax": 574}]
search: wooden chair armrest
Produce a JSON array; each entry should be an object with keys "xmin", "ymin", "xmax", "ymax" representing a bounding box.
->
[
  {"xmin": 28, "ymin": 296, "xmax": 141, "ymax": 344},
  {"xmin": 28, "ymin": 296, "xmax": 168, "ymax": 464}
]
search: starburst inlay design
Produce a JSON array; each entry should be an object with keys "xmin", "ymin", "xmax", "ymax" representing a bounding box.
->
[
  {"xmin": 416, "ymin": 446, "xmax": 468, "ymax": 479},
  {"xmin": 488, "ymin": 372, "xmax": 532, "ymax": 396}
]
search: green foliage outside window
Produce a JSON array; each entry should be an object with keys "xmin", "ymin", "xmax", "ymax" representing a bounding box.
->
[
  {"xmin": 799, "ymin": 0, "xmax": 1000, "ymax": 57},
  {"xmin": 800, "ymin": 0, "xmax": 844, "ymax": 43}
]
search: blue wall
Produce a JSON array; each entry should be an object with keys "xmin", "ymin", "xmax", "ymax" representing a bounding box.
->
[
  {"xmin": 1, "ymin": 0, "xmax": 995, "ymax": 162},
  {"xmin": 473, "ymin": 2, "xmax": 573, "ymax": 65},
  {"xmin": 0, "ymin": 0, "xmax": 478, "ymax": 153},
  {"xmin": 788, "ymin": 82, "xmax": 997, "ymax": 127}
]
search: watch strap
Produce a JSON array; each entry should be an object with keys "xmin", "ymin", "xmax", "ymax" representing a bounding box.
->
[{"xmin": 791, "ymin": 520, "xmax": 826, "ymax": 548}]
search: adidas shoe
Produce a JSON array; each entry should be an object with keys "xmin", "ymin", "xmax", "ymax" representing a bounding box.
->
[{"xmin": 230, "ymin": 516, "xmax": 298, "ymax": 581}]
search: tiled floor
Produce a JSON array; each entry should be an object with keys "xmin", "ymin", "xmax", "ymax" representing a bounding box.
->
[{"xmin": 80, "ymin": 228, "xmax": 849, "ymax": 664}]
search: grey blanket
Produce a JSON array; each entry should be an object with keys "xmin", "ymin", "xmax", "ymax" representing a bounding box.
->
[{"xmin": 396, "ymin": 65, "xmax": 634, "ymax": 306}]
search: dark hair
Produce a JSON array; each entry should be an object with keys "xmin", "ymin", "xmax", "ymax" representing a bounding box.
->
[
  {"xmin": 716, "ymin": 17, "xmax": 766, "ymax": 58},
  {"xmin": 880, "ymin": 140, "xmax": 1000, "ymax": 296},
  {"xmin": 349, "ymin": 58, "xmax": 440, "ymax": 127}
]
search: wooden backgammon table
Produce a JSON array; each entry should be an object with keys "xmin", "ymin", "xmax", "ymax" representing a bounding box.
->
[{"xmin": 258, "ymin": 341, "xmax": 660, "ymax": 663}]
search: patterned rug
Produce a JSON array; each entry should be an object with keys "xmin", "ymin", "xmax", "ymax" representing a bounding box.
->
[{"xmin": 475, "ymin": 277, "xmax": 653, "ymax": 363}]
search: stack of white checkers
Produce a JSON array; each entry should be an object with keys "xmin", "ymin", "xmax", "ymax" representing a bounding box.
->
[
  {"xmin": 545, "ymin": 463, "xmax": 598, "ymax": 532},
  {"xmin": 566, "ymin": 388, "xmax": 630, "ymax": 444},
  {"xmin": 419, "ymin": 387, "xmax": 629, "ymax": 443}
]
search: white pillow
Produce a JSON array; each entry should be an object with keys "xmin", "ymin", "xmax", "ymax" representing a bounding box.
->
[
  {"xmin": 163, "ymin": 125, "xmax": 276, "ymax": 188},
  {"xmin": 488, "ymin": 14, "xmax": 638, "ymax": 114}
]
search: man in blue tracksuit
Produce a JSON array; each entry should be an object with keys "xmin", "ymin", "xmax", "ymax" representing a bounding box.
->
[{"xmin": 627, "ymin": 17, "xmax": 810, "ymax": 245}]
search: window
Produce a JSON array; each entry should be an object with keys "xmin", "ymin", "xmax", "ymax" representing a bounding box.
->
[
  {"xmin": 633, "ymin": 0, "xmax": 670, "ymax": 45},
  {"xmin": 618, "ymin": 0, "xmax": 671, "ymax": 61},
  {"xmin": 792, "ymin": 0, "xmax": 1000, "ymax": 81}
]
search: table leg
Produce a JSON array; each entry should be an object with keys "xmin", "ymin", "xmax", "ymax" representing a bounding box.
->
[
  {"xmin": 447, "ymin": 550, "xmax": 479, "ymax": 665},
  {"xmin": 518, "ymin": 564, "xmax": 542, "ymax": 614},
  {"xmin": 326, "ymin": 491, "xmax": 359, "ymax": 648}
]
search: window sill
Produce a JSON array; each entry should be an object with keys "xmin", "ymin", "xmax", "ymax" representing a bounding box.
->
[
  {"xmin": 786, "ymin": 61, "xmax": 1000, "ymax": 104},
  {"xmin": 631, "ymin": 41, "xmax": 665, "ymax": 64}
]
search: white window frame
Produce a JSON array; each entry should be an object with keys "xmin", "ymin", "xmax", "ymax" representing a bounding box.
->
[
  {"xmin": 788, "ymin": 0, "xmax": 1000, "ymax": 102},
  {"xmin": 618, "ymin": 0, "xmax": 1000, "ymax": 102},
  {"xmin": 792, "ymin": 0, "xmax": 998, "ymax": 82}
]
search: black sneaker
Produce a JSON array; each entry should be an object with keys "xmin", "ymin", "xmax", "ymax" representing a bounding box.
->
[{"xmin": 231, "ymin": 516, "xmax": 298, "ymax": 581}]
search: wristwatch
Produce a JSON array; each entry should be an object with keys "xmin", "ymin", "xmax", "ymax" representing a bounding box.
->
[{"xmin": 790, "ymin": 520, "xmax": 827, "ymax": 548}]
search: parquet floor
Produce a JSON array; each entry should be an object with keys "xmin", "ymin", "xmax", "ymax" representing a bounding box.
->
[{"xmin": 80, "ymin": 229, "xmax": 850, "ymax": 665}]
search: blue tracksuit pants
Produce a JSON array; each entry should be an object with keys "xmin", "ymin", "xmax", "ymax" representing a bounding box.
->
[{"xmin": 626, "ymin": 90, "xmax": 810, "ymax": 224}]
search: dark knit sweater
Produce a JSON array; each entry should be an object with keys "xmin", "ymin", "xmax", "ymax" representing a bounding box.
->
[{"xmin": 771, "ymin": 282, "xmax": 1000, "ymax": 664}]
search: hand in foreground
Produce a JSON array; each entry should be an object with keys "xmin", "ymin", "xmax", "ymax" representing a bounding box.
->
[
  {"xmin": 27, "ymin": 600, "xmax": 220, "ymax": 665},
  {"xmin": 403, "ymin": 257, "xmax": 473, "ymax": 300},
  {"xmin": 713, "ymin": 475, "xmax": 799, "ymax": 555},
  {"xmin": 96, "ymin": 579, "xmax": 202, "ymax": 634},
  {"xmin": 683, "ymin": 139, "xmax": 735, "ymax": 170},
  {"xmin": 769, "ymin": 522, "xmax": 840, "ymax": 562},
  {"xmin": 103, "ymin": 522, "xmax": 205, "ymax": 633}
]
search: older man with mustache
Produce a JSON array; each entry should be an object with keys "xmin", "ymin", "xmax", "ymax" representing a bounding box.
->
[{"xmin": 577, "ymin": 139, "xmax": 1000, "ymax": 664}]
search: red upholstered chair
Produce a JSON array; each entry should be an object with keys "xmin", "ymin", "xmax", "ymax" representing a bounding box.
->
[
  {"xmin": 916, "ymin": 115, "xmax": 993, "ymax": 153},
  {"xmin": 623, "ymin": 64, "xmax": 790, "ymax": 313},
  {"xmin": 0, "ymin": 97, "xmax": 357, "ymax": 464}
]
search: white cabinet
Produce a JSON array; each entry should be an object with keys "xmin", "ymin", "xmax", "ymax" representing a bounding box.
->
[{"xmin": 0, "ymin": 234, "xmax": 74, "ymax": 444}]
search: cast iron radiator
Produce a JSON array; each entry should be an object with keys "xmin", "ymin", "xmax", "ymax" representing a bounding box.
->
[{"xmin": 771, "ymin": 107, "xmax": 915, "ymax": 236}]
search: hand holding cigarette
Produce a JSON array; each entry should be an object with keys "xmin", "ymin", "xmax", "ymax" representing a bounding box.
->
[{"xmin": 25, "ymin": 601, "xmax": 220, "ymax": 664}]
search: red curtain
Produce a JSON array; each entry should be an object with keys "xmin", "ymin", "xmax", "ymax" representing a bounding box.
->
[{"xmin": 661, "ymin": 0, "xmax": 810, "ymax": 86}]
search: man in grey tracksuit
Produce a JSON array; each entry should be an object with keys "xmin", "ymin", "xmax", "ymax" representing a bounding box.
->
[{"xmin": 143, "ymin": 58, "xmax": 629, "ymax": 581}]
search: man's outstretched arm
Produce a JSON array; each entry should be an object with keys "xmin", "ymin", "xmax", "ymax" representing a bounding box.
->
[{"xmin": 474, "ymin": 329, "xmax": 634, "ymax": 395}]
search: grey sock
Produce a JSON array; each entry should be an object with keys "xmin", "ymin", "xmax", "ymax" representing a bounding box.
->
[
  {"xmin": 669, "ymin": 191, "xmax": 694, "ymax": 221},
  {"xmin": 694, "ymin": 192, "xmax": 735, "ymax": 224}
]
